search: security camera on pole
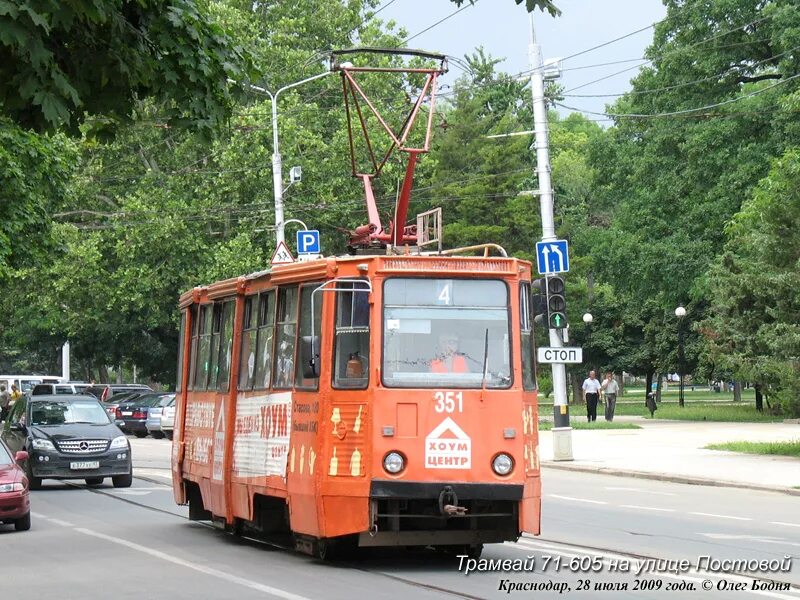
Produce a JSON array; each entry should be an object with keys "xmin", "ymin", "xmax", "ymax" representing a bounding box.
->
[{"xmin": 528, "ymin": 14, "xmax": 573, "ymax": 461}]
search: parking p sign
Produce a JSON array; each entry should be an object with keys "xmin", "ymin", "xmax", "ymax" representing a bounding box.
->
[{"xmin": 296, "ymin": 229, "xmax": 320, "ymax": 254}]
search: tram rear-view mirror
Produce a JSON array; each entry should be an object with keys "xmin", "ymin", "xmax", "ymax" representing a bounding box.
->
[{"xmin": 301, "ymin": 335, "xmax": 320, "ymax": 378}]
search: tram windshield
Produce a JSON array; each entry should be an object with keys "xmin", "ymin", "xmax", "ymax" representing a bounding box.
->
[{"xmin": 382, "ymin": 278, "xmax": 511, "ymax": 388}]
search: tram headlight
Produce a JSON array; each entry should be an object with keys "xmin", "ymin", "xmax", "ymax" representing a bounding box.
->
[
  {"xmin": 492, "ymin": 453, "xmax": 514, "ymax": 476},
  {"xmin": 383, "ymin": 452, "xmax": 405, "ymax": 474}
]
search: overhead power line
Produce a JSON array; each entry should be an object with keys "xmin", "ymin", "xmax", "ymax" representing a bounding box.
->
[{"xmin": 555, "ymin": 71, "xmax": 800, "ymax": 119}]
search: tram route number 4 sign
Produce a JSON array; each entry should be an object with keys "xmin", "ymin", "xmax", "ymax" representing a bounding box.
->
[{"xmin": 425, "ymin": 417, "xmax": 471, "ymax": 469}]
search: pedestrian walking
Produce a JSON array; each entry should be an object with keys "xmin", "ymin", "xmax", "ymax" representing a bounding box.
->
[
  {"xmin": 0, "ymin": 385, "xmax": 9, "ymax": 422},
  {"xmin": 601, "ymin": 371, "xmax": 619, "ymax": 422},
  {"xmin": 9, "ymin": 384, "xmax": 22, "ymax": 405},
  {"xmin": 582, "ymin": 370, "xmax": 602, "ymax": 422}
]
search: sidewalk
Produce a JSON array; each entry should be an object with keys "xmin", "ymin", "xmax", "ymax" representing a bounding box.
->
[{"xmin": 538, "ymin": 418, "xmax": 800, "ymax": 495}]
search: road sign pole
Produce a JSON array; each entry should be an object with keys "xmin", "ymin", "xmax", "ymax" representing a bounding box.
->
[{"xmin": 530, "ymin": 14, "xmax": 572, "ymax": 460}]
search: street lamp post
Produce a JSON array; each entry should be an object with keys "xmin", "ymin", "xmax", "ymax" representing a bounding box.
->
[
  {"xmin": 675, "ymin": 305, "xmax": 686, "ymax": 408},
  {"xmin": 582, "ymin": 312, "xmax": 593, "ymax": 340},
  {"xmin": 237, "ymin": 71, "xmax": 333, "ymax": 246}
]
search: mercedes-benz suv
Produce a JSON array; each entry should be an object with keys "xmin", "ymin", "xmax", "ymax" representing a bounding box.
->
[{"xmin": 0, "ymin": 395, "xmax": 132, "ymax": 490}]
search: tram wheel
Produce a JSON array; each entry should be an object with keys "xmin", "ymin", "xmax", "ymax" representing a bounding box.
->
[
  {"xmin": 315, "ymin": 536, "xmax": 357, "ymax": 561},
  {"xmin": 437, "ymin": 543, "xmax": 483, "ymax": 559}
]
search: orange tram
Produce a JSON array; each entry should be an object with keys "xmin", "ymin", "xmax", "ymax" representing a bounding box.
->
[{"xmin": 171, "ymin": 251, "xmax": 542, "ymax": 558}]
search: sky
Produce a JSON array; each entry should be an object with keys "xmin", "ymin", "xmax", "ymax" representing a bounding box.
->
[{"xmin": 378, "ymin": 0, "xmax": 668, "ymax": 120}]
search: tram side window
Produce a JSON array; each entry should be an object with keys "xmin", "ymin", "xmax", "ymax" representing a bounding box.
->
[
  {"xmin": 188, "ymin": 305, "xmax": 200, "ymax": 391},
  {"xmin": 520, "ymin": 282, "xmax": 537, "ymax": 390},
  {"xmin": 208, "ymin": 304, "xmax": 223, "ymax": 389},
  {"xmin": 254, "ymin": 291, "xmax": 275, "ymax": 390},
  {"xmin": 273, "ymin": 287, "xmax": 298, "ymax": 389},
  {"xmin": 177, "ymin": 311, "xmax": 186, "ymax": 393},
  {"xmin": 295, "ymin": 284, "xmax": 323, "ymax": 389},
  {"xmin": 216, "ymin": 301, "xmax": 235, "ymax": 391},
  {"xmin": 238, "ymin": 296, "xmax": 258, "ymax": 390},
  {"xmin": 333, "ymin": 281, "xmax": 370, "ymax": 389},
  {"xmin": 194, "ymin": 304, "xmax": 213, "ymax": 390}
]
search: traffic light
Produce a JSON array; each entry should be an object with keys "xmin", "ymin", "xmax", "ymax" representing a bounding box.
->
[
  {"xmin": 547, "ymin": 275, "xmax": 567, "ymax": 329},
  {"xmin": 531, "ymin": 278, "xmax": 547, "ymax": 326}
]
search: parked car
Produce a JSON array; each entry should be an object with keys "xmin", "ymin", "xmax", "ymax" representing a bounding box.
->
[
  {"xmin": 0, "ymin": 439, "xmax": 30, "ymax": 531},
  {"xmin": 0, "ymin": 375, "xmax": 65, "ymax": 398},
  {"xmin": 115, "ymin": 393, "xmax": 175, "ymax": 438},
  {"xmin": 31, "ymin": 383, "xmax": 86, "ymax": 396},
  {"xmin": 97, "ymin": 390, "xmax": 150, "ymax": 420},
  {"xmin": 84, "ymin": 383, "xmax": 152, "ymax": 403},
  {"xmin": 0, "ymin": 394, "xmax": 132, "ymax": 489},
  {"xmin": 160, "ymin": 404, "xmax": 176, "ymax": 440},
  {"xmin": 145, "ymin": 395, "xmax": 176, "ymax": 439}
]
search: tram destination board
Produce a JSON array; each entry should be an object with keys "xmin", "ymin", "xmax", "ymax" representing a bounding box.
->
[{"xmin": 537, "ymin": 346, "xmax": 583, "ymax": 364}]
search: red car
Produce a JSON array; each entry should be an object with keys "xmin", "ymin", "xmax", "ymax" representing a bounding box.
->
[{"xmin": 0, "ymin": 439, "xmax": 30, "ymax": 531}]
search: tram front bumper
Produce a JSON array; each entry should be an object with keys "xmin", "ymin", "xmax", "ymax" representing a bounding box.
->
[{"xmin": 360, "ymin": 480, "xmax": 523, "ymax": 547}]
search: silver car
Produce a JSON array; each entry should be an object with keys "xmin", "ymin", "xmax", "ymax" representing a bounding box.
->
[
  {"xmin": 159, "ymin": 403, "xmax": 176, "ymax": 440},
  {"xmin": 146, "ymin": 396, "xmax": 176, "ymax": 439}
]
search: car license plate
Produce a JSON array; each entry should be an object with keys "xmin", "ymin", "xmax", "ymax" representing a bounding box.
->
[
  {"xmin": 70, "ymin": 461, "xmax": 100, "ymax": 470},
  {"xmin": 122, "ymin": 411, "xmax": 133, "ymax": 416}
]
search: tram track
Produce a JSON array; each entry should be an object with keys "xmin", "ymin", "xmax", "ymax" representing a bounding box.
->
[
  {"xmin": 69, "ymin": 472, "xmax": 489, "ymax": 600},
  {"xmin": 67, "ymin": 472, "xmax": 799, "ymax": 600}
]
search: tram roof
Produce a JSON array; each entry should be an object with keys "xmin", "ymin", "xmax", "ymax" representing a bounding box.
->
[{"xmin": 179, "ymin": 253, "xmax": 532, "ymax": 308}]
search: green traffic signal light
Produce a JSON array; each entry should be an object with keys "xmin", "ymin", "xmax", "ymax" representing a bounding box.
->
[{"xmin": 547, "ymin": 275, "xmax": 567, "ymax": 329}]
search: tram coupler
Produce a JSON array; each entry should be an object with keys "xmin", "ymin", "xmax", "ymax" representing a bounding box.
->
[{"xmin": 438, "ymin": 486, "xmax": 467, "ymax": 517}]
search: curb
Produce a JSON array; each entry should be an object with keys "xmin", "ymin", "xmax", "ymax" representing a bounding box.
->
[{"xmin": 541, "ymin": 462, "xmax": 800, "ymax": 496}]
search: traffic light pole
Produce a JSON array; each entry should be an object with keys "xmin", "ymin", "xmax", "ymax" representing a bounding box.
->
[{"xmin": 529, "ymin": 14, "xmax": 573, "ymax": 460}]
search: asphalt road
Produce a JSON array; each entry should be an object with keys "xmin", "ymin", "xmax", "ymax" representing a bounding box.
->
[{"xmin": 0, "ymin": 437, "xmax": 797, "ymax": 600}]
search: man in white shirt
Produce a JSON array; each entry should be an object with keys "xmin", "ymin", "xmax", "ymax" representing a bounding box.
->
[
  {"xmin": 601, "ymin": 371, "xmax": 620, "ymax": 422},
  {"xmin": 582, "ymin": 370, "xmax": 602, "ymax": 422}
]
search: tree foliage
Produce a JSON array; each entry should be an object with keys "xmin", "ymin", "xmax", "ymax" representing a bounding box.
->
[
  {"xmin": 0, "ymin": 0, "xmax": 249, "ymax": 135},
  {"xmin": 701, "ymin": 149, "xmax": 800, "ymax": 415},
  {"xmin": 582, "ymin": 0, "xmax": 800, "ymax": 386}
]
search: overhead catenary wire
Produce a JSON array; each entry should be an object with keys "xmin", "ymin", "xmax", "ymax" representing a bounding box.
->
[
  {"xmin": 563, "ymin": 14, "xmax": 775, "ymax": 93},
  {"xmin": 555, "ymin": 71, "xmax": 800, "ymax": 119},
  {"xmin": 560, "ymin": 45, "xmax": 799, "ymax": 99}
]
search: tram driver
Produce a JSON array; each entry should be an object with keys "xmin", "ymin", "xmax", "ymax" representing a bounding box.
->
[{"xmin": 430, "ymin": 333, "xmax": 470, "ymax": 373}]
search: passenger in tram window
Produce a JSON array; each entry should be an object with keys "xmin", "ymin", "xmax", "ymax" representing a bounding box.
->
[
  {"xmin": 430, "ymin": 333, "xmax": 469, "ymax": 373},
  {"xmin": 275, "ymin": 340, "xmax": 294, "ymax": 387}
]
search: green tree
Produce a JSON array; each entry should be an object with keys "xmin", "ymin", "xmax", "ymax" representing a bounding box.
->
[
  {"xmin": 702, "ymin": 149, "xmax": 800, "ymax": 416},
  {"xmin": 0, "ymin": 0, "xmax": 249, "ymax": 135},
  {"xmin": 582, "ymin": 0, "xmax": 800, "ymax": 386}
]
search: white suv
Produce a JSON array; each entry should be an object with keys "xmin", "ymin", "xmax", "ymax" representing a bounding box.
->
[{"xmin": 31, "ymin": 383, "xmax": 91, "ymax": 396}]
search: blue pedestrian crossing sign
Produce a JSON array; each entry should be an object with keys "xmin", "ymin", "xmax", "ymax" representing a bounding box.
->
[
  {"xmin": 296, "ymin": 229, "xmax": 321, "ymax": 254},
  {"xmin": 536, "ymin": 239, "xmax": 569, "ymax": 274}
]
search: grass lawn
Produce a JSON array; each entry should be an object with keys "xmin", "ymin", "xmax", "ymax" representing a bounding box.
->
[
  {"xmin": 539, "ymin": 400, "xmax": 782, "ymax": 422},
  {"xmin": 705, "ymin": 440, "xmax": 800, "ymax": 458},
  {"xmin": 612, "ymin": 402, "xmax": 783, "ymax": 422},
  {"xmin": 623, "ymin": 388, "xmax": 756, "ymax": 403},
  {"xmin": 538, "ymin": 420, "xmax": 641, "ymax": 431}
]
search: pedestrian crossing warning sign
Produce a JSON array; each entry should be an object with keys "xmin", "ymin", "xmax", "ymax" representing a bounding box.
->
[{"xmin": 271, "ymin": 241, "xmax": 295, "ymax": 266}]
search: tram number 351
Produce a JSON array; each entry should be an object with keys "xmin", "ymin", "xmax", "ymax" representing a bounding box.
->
[{"xmin": 434, "ymin": 391, "xmax": 463, "ymax": 413}]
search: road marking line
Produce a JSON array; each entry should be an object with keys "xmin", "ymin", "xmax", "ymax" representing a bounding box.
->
[
  {"xmin": 701, "ymin": 533, "xmax": 800, "ymax": 548},
  {"xmin": 75, "ymin": 527, "xmax": 312, "ymax": 600},
  {"xmin": 771, "ymin": 521, "xmax": 800, "ymax": 528},
  {"xmin": 108, "ymin": 486, "xmax": 170, "ymax": 491},
  {"xmin": 605, "ymin": 486, "xmax": 677, "ymax": 496},
  {"xmin": 620, "ymin": 505, "xmax": 675, "ymax": 512},
  {"xmin": 690, "ymin": 511, "xmax": 752, "ymax": 521},
  {"xmin": 548, "ymin": 494, "xmax": 607, "ymax": 505},
  {"xmin": 48, "ymin": 518, "xmax": 74, "ymax": 527}
]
